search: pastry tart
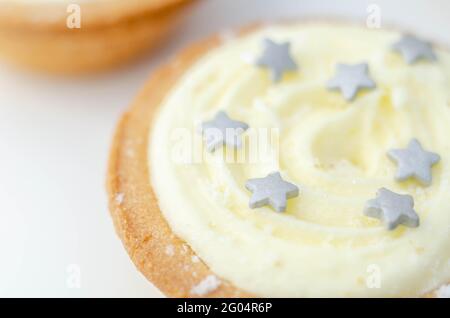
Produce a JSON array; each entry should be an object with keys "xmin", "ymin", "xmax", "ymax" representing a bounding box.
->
[
  {"xmin": 0, "ymin": 0, "xmax": 195, "ymax": 74},
  {"xmin": 107, "ymin": 22, "xmax": 450, "ymax": 297}
]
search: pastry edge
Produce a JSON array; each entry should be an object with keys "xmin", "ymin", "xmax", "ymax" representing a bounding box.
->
[
  {"xmin": 106, "ymin": 31, "xmax": 254, "ymax": 297},
  {"xmin": 106, "ymin": 22, "xmax": 447, "ymax": 298}
]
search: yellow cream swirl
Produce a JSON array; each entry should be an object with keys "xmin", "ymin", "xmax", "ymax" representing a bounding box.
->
[{"xmin": 150, "ymin": 23, "xmax": 450, "ymax": 297}]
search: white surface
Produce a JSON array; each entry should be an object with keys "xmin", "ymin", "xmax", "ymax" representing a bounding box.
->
[{"xmin": 0, "ymin": 0, "xmax": 449, "ymax": 297}]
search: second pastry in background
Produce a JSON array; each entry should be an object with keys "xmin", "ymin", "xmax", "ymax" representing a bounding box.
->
[{"xmin": 0, "ymin": 0, "xmax": 197, "ymax": 74}]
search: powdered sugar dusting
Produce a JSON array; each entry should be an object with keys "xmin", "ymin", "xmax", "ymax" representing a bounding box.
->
[
  {"xmin": 190, "ymin": 275, "xmax": 221, "ymax": 296},
  {"xmin": 115, "ymin": 193, "xmax": 124, "ymax": 205},
  {"xmin": 191, "ymin": 255, "xmax": 200, "ymax": 263},
  {"xmin": 436, "ymin": 284, "xmax": 450, "ymax": 298},
  {"xmin": 165, "ymin": 245, "xmax": 175, "ymax": 256},
  {"xmin": 125, "ymin": 148, "xmax": 135, "ymax": 158}
]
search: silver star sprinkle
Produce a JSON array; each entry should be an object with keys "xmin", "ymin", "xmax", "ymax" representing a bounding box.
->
[
  {"xmin": 387, "ymin": 138, "xmax": 440, "ymax": 186},
  {"xmin": 327, "ymin": 63, "xmax": 376, "ymax": 101},
  {"xmin": 256, "ymin": 38, "xmax": 298, "ymax": 83},
  {"xmin": 245, "ymin": 172, "xmax": 299, "ymax": 212},
  {"xmin": 364, "ymin": 188, "xmax": 419, "ymax": 230},
  {"xmin": 392, "ymin": 35, "xmax": 437, "ymax": 64},
  {"xmin": 201, "ymin": 111, "xmax": 249, "ymax": 152}
]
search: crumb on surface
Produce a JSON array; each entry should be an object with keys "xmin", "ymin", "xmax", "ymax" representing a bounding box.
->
[{"xmin": 190, "ymin": 275, "xmax": 221, "ymax": 296}]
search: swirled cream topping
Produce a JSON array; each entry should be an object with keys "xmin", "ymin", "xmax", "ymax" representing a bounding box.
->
[{"xmin": 149, "ymin": 23, "xmax": 450, "ymax": 297}]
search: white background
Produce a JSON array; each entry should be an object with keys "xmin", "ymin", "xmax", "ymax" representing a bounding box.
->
[{"xmin": 0, "ymin": 0, "xmax": 449, "ymax": 297}]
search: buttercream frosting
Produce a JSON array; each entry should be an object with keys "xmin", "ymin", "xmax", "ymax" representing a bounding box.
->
[{"xmin": 150, "ymin": 23, "xmax": 450, "ymax": 297}]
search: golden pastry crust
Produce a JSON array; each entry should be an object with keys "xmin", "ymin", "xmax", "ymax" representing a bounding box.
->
[
  {"xmin": 0, "ymin": 0, "xmax": 190, "ymax": 29},
  {"xmin": 0, "ymin": 0, "xmax": 196, "ymax": 74},
  {"xmin": 107, "ymin": 25, "xmax": 448, "ymax": 298},
  {"xmin": 107, "ymin": 34, "xmax": 253, "ymax": 298}
]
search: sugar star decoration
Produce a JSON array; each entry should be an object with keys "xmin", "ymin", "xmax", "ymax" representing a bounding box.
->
[
  {"xmin": 327, "ymin": 63, "xmax": 376, "ymax": 101},
  {"xmin": 255, "ymin": 38, "xmax": 298, "ymax": 83},
  {"xmin": 387, "ymin": 138, "xmax": 440, "ymax": 186},
  {"xmin": 392, "ymin": 35, "xmax": 437, "ymax": 64},
  {"xmin": 200, "ymin": 111, "xmax": 249, "ymax": 152},
  {"xmin": 245, "ymin": 172, "xmax": 299, "ymax": 212},
  {"xmin": 364, "ymin": 188, "xmax": 419, "ymax": 230}
]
